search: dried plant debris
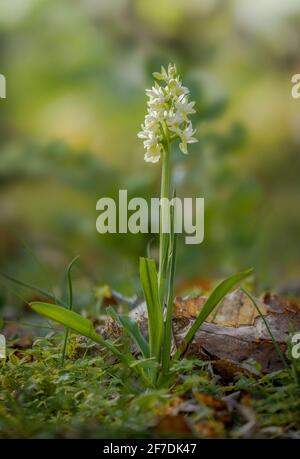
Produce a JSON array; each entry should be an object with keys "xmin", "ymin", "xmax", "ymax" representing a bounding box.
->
[
  {"xmin": 173, "ymin": 289, "xmax": 300, "ymax": 377},
  {"xmin": 124, "ymin": 289, "xmax": 300, "ymax": 378}
]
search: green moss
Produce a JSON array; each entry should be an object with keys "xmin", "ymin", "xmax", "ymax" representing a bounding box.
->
[{"xmin": 0, "ymin": 334, "xmax": 299, "ymax": 438}]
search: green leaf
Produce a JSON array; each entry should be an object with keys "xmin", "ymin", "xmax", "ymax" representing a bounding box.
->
[
  {"xmin": 128, "ymin": 357, "xmax": 158, "ymax": 371},
  {"xmin": 31, "ymin": 302, "xmax": 95, "ymax": 339},
  {"xmin": 107, "ymin": 306, "xmax": 150, "ymax": 359},
  {"xmin": 139, "ymin": 257, "xmax": 163, "ymax": 361},
  {"xmin": 30, "ymin": 302, "xmax": 154, "ymax": 387},
  {"xmin": 173, "ymin": 268, "xmax": 254, "ymax": 360},
  {"xmin": 30, "ymin": 301, "xmax": 126, "ymax": 362}
]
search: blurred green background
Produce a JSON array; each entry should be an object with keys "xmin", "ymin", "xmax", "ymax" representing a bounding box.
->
[{"xmin": 1, "ymin": 0, "xmax": 300, "ymax": 313}]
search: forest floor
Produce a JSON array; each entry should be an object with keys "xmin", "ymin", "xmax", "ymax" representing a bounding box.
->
[{"xmin": 1, "ymin": 318, "xmax": 300, "ymax": 439}]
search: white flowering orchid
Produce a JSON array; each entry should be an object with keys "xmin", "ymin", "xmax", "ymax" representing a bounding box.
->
[
  {"xmin": 27, "ymin": 64, "xmax": 254, "ymax": 392},
  {"xmin": 138, "ymin": 64, "xmax": 197, "ymax": 163}
]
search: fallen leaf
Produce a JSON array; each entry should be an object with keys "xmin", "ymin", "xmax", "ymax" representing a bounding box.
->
[
  {"xmin": 172, "ymin": 289, "xmax": 300, "ymax": 377},
  {"xmin": 174, "ymin": 289, "xmax": 267, "ymax": 327},
  {"xmin": 155, "ymin": 414, "xmax": 192, "ymax": 436}
]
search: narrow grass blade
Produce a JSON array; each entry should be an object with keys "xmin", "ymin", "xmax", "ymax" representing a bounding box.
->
[
  {"xmin": 107, "ymin": 306, "xmax": 150, "ymax": 359},
  {"xmin": 173, "ymin": 268, "xmax": 254, "ymax": 360},
  {"xmin": 139, "ymin": 257, "xmax": 163, "ymax": 361},
  {"xmin": 0, "ymin": 272, "xmax": 67, "ymax": 307},
  {"xmin": 61, "ymin": 256, "xmax": 80, "ymax": 366},
  {"xmin": 242, "ymin": 287, "xmax": 289, "ymax": 370}
]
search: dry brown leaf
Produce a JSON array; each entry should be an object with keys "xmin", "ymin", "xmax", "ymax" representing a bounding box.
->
[
  {"xmin": 102, "ymin": 288, "xmax": 300, "ymax": 378},
  {"xmin": 195, "ymin": 392, "xmax": 228, "ymax": 411},
  {"xmin": 154, "ymin": 414, "xmax": 192, "ymax": 436},
  {"xmin": 174, "ymin": 289, "xmax": 267, "ymax": 327},
  {"xmin": 173, "ymin": 289, "xmax": 300, "ymax": 377}
]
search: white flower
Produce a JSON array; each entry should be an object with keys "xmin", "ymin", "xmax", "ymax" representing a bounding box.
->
[
  {"xmin": 146, "ymin": 85, "xmax": 166, "ymax": 105},
  {"xmin": 144, "ymin": 145, "xmax": 161, "ymax": 163},
  {"xmin": 178, "ymin": 123, "xmax": 197, "ymax": 155},
  {"xmin": 175, "ymin": 95, "xmax": 196, "ymax": 121},
  {"xmin": 167, "ymin": 78, "xmax": 189, "ymax": 98},
  {"xmin": 138, "ymin": 64, "xmax": 198, "ymax": 162},
  {"xmin": 165, "ymin": 109, "xmax": 183, "ymax": 129}
]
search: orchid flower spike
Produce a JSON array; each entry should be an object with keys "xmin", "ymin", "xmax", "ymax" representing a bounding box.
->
[{"xmin": 138, "ymin": 64, "xmax": 197, "ymax": 163}]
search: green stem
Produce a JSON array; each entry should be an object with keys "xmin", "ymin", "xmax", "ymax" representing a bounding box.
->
[
  {"xmin": 161, "ymin": 197, "xmax": 177, "ymax": 375},
  {"xmin": 158, "ymin": 141, "xmax": 171, "ymax": 307}
]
